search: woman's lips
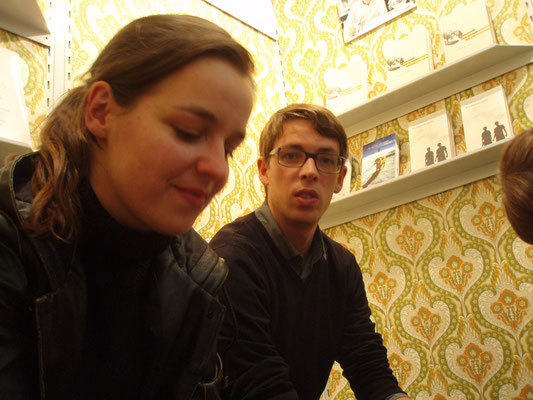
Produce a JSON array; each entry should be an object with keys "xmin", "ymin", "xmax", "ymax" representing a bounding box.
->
[{"xmin": 176, "ymin": 186, "xmax": 207, "ymax": 209}]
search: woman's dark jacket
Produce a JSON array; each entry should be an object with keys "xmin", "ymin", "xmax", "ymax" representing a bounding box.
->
[{"xmin": 0, "ymin": 154, "xmax": 228, "ymax": 399}]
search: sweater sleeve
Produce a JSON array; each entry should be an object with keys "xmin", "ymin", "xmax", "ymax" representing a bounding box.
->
[
  {"xmin": 0, "ymin": 236, "xmax": 36, "ymax": 399},
  {"xmin": 336, "ymin": 254, "xmax": 405, "ymax": 400},
  {"xmin": 211, "ymin": 234, "xmax": 299, "ymax": 400}
]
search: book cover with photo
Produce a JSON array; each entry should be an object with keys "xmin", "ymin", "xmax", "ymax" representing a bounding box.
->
[
  {"xmin": 0, "ymin": 47, "xmax": 31, "ymax": 148},
  {"xmin": 332, "ymin": 156, "xmax": 353, "ymax": 201},
  {"xmin": 408, "ymin": 109, "xmax": 456, "ymax": 172},
  {"xmin": 439, "ymin": 0, "xmax": 496, "ymax": 63},
  {"xmin": 324, "ymin": 56, "xmax": 367, "ymax": 116},
  {"xmin": 360, "ymin": 133, "xmax": 399, "ymax": 189},
  {"xmin": 460, "ymin": 85, "xmax": 514, "ymax": 152},
  {"xmin": 338, "ymin": 0, "xmax": 417, "ymax": 43},
  {"xmin": 383, "ymin": 25, "xmax": 433, "ymax": 90}
]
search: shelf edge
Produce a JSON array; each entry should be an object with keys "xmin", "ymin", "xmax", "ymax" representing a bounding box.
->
[
  {"xmin": 320, "ymin": 140, "xmax": 509, "ymax": 229},
  {"xmin": 338, "ymin": 44, "xmax": 533, "ymax": 137}
]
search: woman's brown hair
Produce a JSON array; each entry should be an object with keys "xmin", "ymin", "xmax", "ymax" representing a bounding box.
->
[
  {"xmin": 28, "ymin": 14, "xmax": 254, "ymax": 241},
  {"xmin": 499, "ymin": 128, "xmax": 533, "ymax": 244}
]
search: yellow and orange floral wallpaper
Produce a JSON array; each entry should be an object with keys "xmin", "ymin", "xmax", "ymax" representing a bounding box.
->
[{"xmin": 2, "ymin": 0, "xmax": 532, "ymax": 398}]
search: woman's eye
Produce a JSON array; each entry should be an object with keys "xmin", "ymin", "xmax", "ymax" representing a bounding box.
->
[{"xmin": 174, "ymin": 127, "xmax": 201, "ymax": 141}]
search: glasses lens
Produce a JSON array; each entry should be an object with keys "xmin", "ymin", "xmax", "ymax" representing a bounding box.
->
[
  {"xmin": 278, "ymin": 148, "xmax": 305, "ymax": 167},
  {"xmin": 317, "ymin": 154, "xmax": 341, "ymax": 173}
]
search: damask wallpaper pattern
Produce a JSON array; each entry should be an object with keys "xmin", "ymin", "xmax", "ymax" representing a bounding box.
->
[
  {"xmin": 270, "ymin": 0, "xmax": 533, "ymax": 399},
  {"xmin": 2, "ymin": 0, "xmax": 532, "ymax": 399}
]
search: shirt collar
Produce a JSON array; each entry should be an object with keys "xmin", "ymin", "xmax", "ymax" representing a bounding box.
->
[{"xmin": 255, "ymin": 201, "xmax": 326, "ymax": 276}]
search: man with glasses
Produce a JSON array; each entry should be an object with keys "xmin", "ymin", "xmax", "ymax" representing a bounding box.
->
[{"xmin": 211, "ymin": 104, "xmax": 409, "ymax": 400}]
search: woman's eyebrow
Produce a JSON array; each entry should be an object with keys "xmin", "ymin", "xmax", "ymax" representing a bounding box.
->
[{"xmin": 174, "ymin": 105, "xmax": 217, "ymax": 123}]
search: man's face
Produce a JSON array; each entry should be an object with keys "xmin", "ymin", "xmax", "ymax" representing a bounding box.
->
[{"xmin": 258, "ymin": 119, "xmax": 346, "ymax": 233}]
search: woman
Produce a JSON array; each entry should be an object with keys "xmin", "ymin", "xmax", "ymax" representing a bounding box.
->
[{"xmin": 0, "ymin": 14, "xmax": 254, "ymax": 399}]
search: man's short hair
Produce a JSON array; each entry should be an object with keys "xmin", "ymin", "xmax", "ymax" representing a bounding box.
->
[
  {"xmin": 499, "ymin": 128, "xmax": 533, "ymax": 244},
  {"xmin": 259, "ymin": 103, "xmax": 348, "ymax": 160}
]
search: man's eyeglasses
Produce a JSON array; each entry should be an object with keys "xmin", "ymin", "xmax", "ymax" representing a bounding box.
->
[{"xmin": 269, "ymin": 147, "xmax": 345, "ymax": 174}]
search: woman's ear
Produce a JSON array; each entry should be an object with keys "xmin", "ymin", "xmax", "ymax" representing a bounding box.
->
[{"xmin": 85, "ymin": 81, "xmax": 115, "ymax": 140}]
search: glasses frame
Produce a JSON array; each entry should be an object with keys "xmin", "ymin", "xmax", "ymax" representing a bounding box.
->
[{"xmin": 269, "ymin": 147, "xmax": 345, "ymax": 174}]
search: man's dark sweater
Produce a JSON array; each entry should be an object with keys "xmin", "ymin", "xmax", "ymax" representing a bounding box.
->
[{"xmin": 211, "ymin": 208, "xmax": 404, "ymax": 400}]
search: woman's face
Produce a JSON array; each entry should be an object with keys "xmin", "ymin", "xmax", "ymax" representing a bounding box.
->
[{"xmin": 87, "ymin": 56, "xmax": 254, "ymax": 235}]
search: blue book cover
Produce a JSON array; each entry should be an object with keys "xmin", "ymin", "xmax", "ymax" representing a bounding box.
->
[{"xmin": 361, "ymin": 133, "xmax": 399, "ymax": 189}]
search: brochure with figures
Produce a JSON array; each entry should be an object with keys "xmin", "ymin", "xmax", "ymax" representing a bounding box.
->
[
  {"xmin": 360, "ymin": 133, "xmax": 399, "ymax": 189},
  {"xmin": 460, "ymin": 85, "xmax": 514, "ymax": 152},
  {"xmin": 0, "ymin": 47, "xmax": 31, "ymax": 149},
  {"xmin": 440, "ymin": 0, "xmax": 496, "ymax": 63},
  {"xmin": 408, "ymin": 109, "xmax": 456, "ymax": 172},
  {"xmin": 332, "ymin": 156, "xmax": 353, "ymax": 201},
  {"xmin": 324, "ymin": 56, "xmax": 367, "ymax": 115},
  {"xmin": 383, "ymin": 25, "xmax": 433, "ymax": 90}
]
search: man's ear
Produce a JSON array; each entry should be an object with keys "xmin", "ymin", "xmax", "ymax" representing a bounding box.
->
[
  {"xmin": 334, "ymin": 164, "xmax": 348, "ymax": 194},
  {"xmin": 257, "ymin": 157, "xmax": 270, "ymax": 187},
  {"xmin": 85, "ymin": 81, "xmax": 116, "ymax": 140}
]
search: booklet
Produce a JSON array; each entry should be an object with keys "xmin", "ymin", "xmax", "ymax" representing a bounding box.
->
[
  {"xmin": 383, "ymin": 25, "xmax": 433, "ymax": 90},
  {"xmin": 408, "ymin": 109, "xmax": 456, "ymax": 172},
  {"xmin": 324, "ymin": 56, "xmax": 367, "ymax": 115},
  {"xmin": 0, "ymin": 47, "xmax": 31, "ymax": 148},
  {"xmin": 460, "ymin": 85, "xmax": 513, "ymax": 152},
  {"xmin": 360, "ymin": 133, "xmax": 399, "ymax": 189},
  {"xmin": 440, "ymin": 0, "xmax": 496, "ymax": 63}
]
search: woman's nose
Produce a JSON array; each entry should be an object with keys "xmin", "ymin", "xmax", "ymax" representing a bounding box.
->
[{"xmin": 196, "ymin": 141, "xmax": 229, "ymax": 186}]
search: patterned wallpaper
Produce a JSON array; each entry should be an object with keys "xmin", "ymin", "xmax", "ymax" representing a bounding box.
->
[
  {"xmin": 2, "ymin": 0, "xmax": 533, "ymax": 399},
  {"xmin": 270, "ymin": 0, "xmax": 533, "ymax": 399}
]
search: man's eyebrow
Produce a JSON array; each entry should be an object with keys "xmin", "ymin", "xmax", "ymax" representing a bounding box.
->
[{"xmin": 283, "ymin": 144, "xmax": 339, "ymax": 154}]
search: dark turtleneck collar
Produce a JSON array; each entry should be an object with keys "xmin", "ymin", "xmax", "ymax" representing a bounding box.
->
[{"xmin": 79, "ymin": 181, "xmax": 173, "ymax": 263}]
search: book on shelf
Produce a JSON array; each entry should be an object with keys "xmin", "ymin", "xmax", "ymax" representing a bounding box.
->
[
  {"xmin": 460, "ymin": 85, "xmax": 513, "ymax": 152},
  {"xmin": 439, "ymin": 0, "xmax": 496, "ymax": 63},
  {"xmin": 332, "ymin": 155, "xmax": 353, "ymax": 201},
  {"xmin": 324, "ymin": 56, "xmax": 367, "ymax": 115},
  {"xmin": 383, "ymin": 25, "xmax": 433, "ymax": 90},
  {"xmin": 360, "ymin": 133, "xmax": 399, "ymax": 189},
  {"xmin": 0, "ymin": 47, "xmax": 31, "ymax": 148},
  {"xmin": 408, "ymin": 109, "xmax": 456, "ymax": 172}
]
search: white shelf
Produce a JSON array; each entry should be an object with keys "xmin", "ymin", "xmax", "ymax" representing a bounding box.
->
[
  {"xmin": 320, "ymin": 139, "xmax": 510, "ymax": 229},
  {"xmin": 0, "ymin": 0, "xmax": 50, "ymax": 46},
  {"xmin": 339, "ymin": 44, "xmax": 533, "ymax": 137},
  {"xmin": 0, "ymin": 137, "xmax": 32, "ymax": 163}
]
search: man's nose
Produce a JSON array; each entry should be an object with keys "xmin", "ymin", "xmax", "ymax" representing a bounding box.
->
[{"xmin": 299, "ymin": 156, "xmax": 319, "ymax": 179}]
